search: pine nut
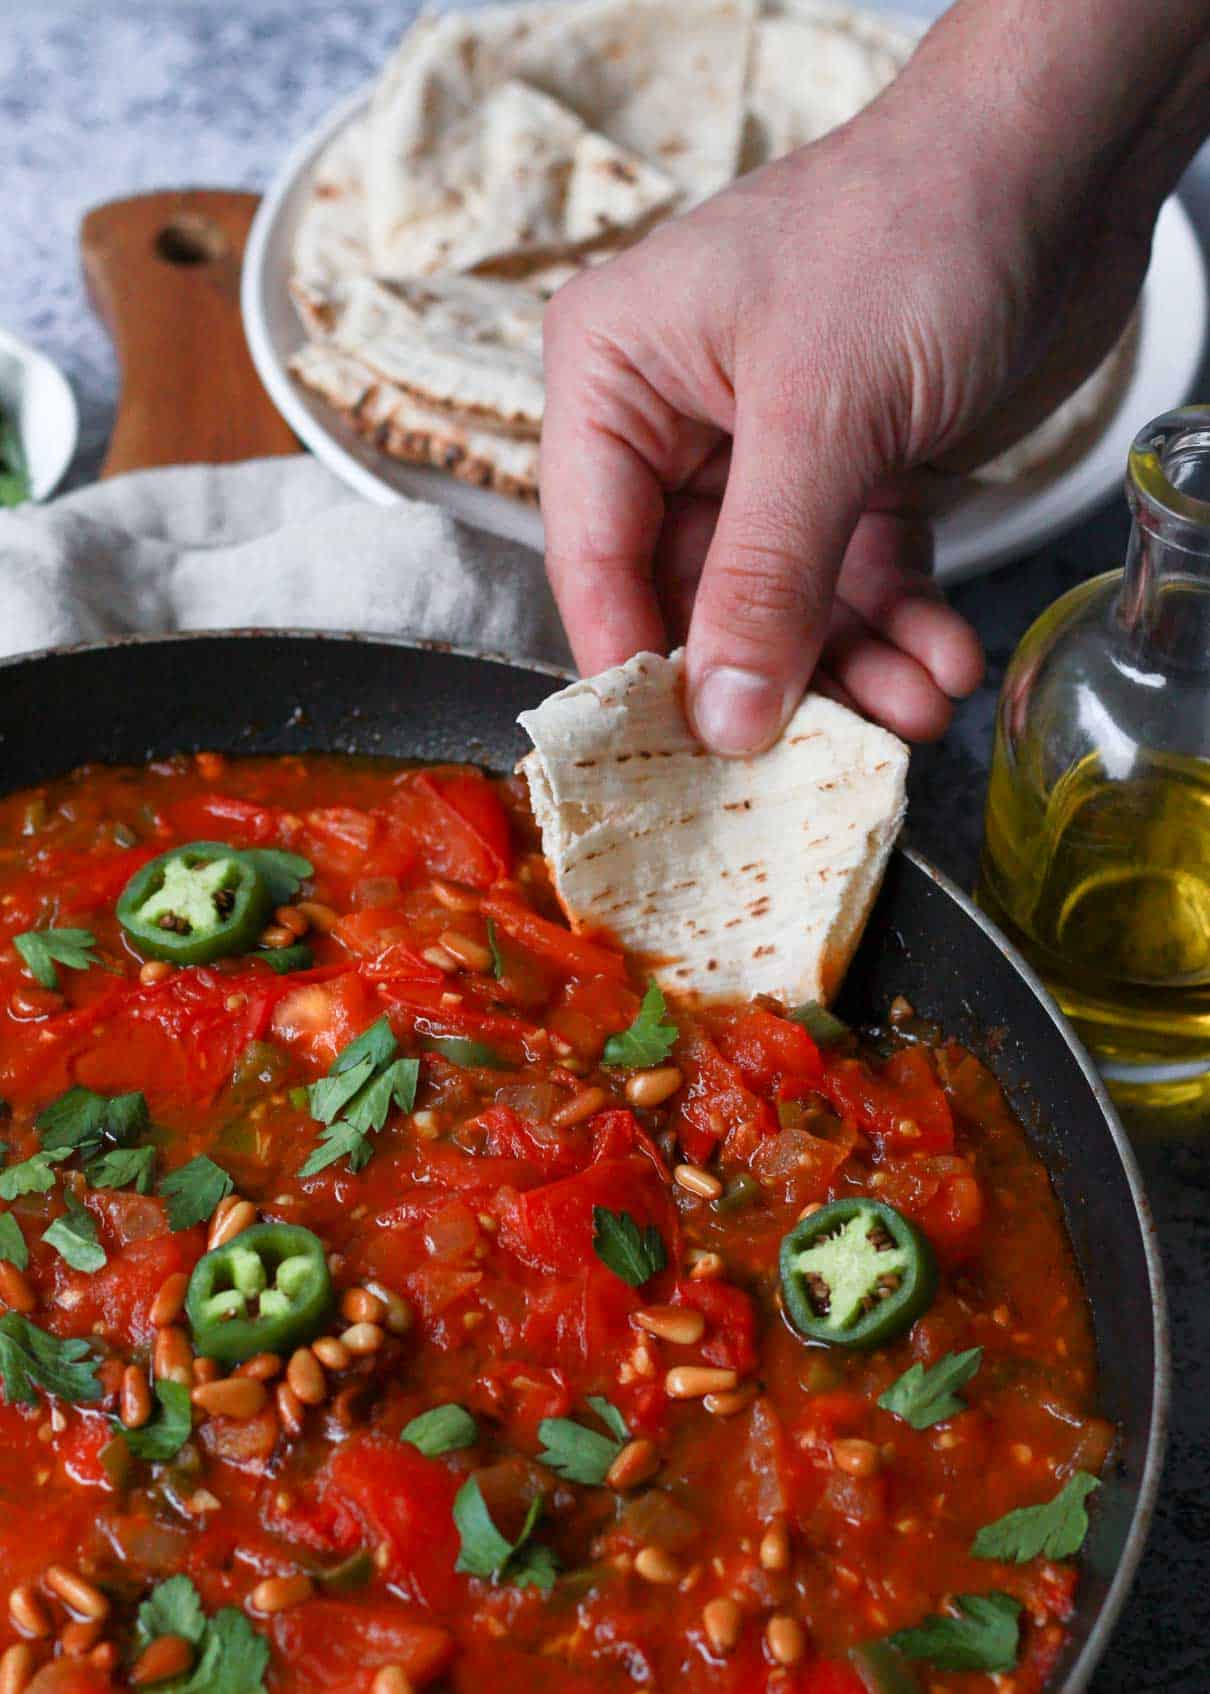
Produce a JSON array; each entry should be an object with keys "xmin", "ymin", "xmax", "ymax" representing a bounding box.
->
[
  {"xmin": 276, "ymin": 1381, "xmax": 306, "ymax": 1438},
  {"xmin": 249, "ymin": 1574, "xmax": 313, "ymax": 1615},
  {"xmin": 372, "ymin": 1668, "xmax": 416, "ymax": 1694},
  {"xmin": 626, "ymin": 1066, "xmax": 684, "ymax": 1109},
  {"xmin": 665, "ymin": 1366, "xmax": 737, "ymax": 1400},
  {"xmin": 236, "ymin": 1352, "xmax": 284, "ymax": 1381},
  {"xmin": 431, "ymin": 880, "xmax": 481, "ymax": 914},
  {"xmin": 364, "ymin": 1283, "xmax": 412, "ymax": 1334},
  {"xmin": 153, "ymin": 1326, "xmax": 194, "ymax": 1385},
  {"xmin": 634, "ymin": 1545, "xmax": 680, "ymax": 1585},
  {"xmin": 766, "ymin": 1615, "xmax": 806, "ymax": 1666},
  {"xmin": 191, "ymin": 1378, "xmax": 268, "ymax": 1421},
  {"xmin": 0, "ymin": 1262, "xmax": 35, "ymax": 1315},
  {"xmin": 702, "ymin": 1596, "xmax": 742, "ymax": 1656},
  {"xmin": 44, "ymin": 1567, "xmax": 108, "ymax": 1621},
  {"xmin": 130, "ymin": 1632, "xmax": 194, "ymax": 1686},
  {"xmin": 192, "ymin": 1357, "xmax": 221, "ymax": 1386},
  {"xmin": 605, "ymin": 1438, "xmax": 659, "ymax": 1491},
  {"xmin": 832, "ymin": 1438, "xmax": 882, "ymax": 1478},
  {"xmin": 149, "ymin": 1271, "xmax": 189, "ymax": 1328},
  {"xmin": 120, "ymin": 1366, "xmax": 153, "ymax": 1430},
  {"xmin": 259, "ymin": 925, "xmax": 295, "ymax": 950},
  {"xmin": 634, "ymin": 1306, "xmax": 705, "ymax": 1346},
  {"xmin": 438, "ymin": 929, "xmax": 493, "ymax": 972},
  {"xmin": 341, "ymin": 1322, "xmax": 385, "ymax": 1355},
  {"xmin": 286, "ymin": 1348, "xmax": 326, "ymax": 1407},
  {"xmin": 552, "ymin": 1086, "xmax": 608, "ymax": 1129},
  {"xmin": 0, "ymin": 1644, "xmax": 33, "ymax": 1694},
  {"xmin": 421, "ymin": 945, "xmax": 458, "ymax": 973},
  {"xmin": 60, "ymin": 1619, "xmax": 103, "ymax": 1655},
  {"xmin": 688, "ymin": 1252, "xmax": 725, "ymax": 1281},
  {"xmin": 673, "ymin": 1163, "xmax": 723, "ymax": 1200},
  {"xmin": 704, "ymin": 1382, "xmax": 758, "ymax": 1417},
  {"xmin": 759, "ymin": 1522, "xmax": 791, "ymax": 1572},
  {"xmin": 208, "ymin": 1198, "xmax": 256, "ymax": 1249},
  {"xmin": 10, "ymin": 985, "xmax": 63, "ymax": 1019},
  {"xmin": 7, "ymin": 1585, "xmax": 50, "ymax": 1639},
  {"xmin": 297, "ymin": 901, "xmax": 339, "ymax": 934},
  {"xmin": 275, "ymin": 905, "xmax": 309, "ymax": 937},
  {"xmin": 312, "ymin": 1336, "xmax": 351, "ymax": 1371},
  {"xmin": 341, "ymin": 1287, "xmax": 386, "ymax": 1326}
]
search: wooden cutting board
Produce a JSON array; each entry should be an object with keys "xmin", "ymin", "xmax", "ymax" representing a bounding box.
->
[{"xmin": 82, "ymin": 190, "xmax": 299, "ymax": 478}]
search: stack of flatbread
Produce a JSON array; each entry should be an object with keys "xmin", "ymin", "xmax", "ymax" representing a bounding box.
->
[{"xmin": 289, "ymin": 0, "xmax": 1136, "ymax": 503}]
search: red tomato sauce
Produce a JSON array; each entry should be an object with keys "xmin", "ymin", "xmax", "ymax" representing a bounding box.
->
[{"xmin": 0, "ymin": 755, "xmax": 1110, "ymax": 1694}]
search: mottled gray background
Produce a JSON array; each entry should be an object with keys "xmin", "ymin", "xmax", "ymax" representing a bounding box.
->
[{"xmin": 2, "ymin": 1, "xmax": 1208, "ymax": 1688}]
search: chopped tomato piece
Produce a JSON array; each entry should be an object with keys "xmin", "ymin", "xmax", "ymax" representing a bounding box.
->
[
  {"xmin": 166, "ymin": 792, "xmax": 279, "ymax": 843},
  {"xmin": 820, "ymin": 1046, "xmax": 954, "ymax": 1152},
  {"xmin": 272, "ymin": 1599, "xmax": 453, "ymax": 1689},
  {"xmin": 676, "ymin": 1278, "xmax": 758, "ymax": 1374},
  {"xmin": 323, "ymin": 1436, "xmax": 465, "ymax": 1610},
  {"xmin": 52, "ymin": 1231, "xmax": 201, "ymax": 1348},
  {"xmin": 331, "ymin": 907, "xmax": 442, "ymax": 981},
  {"xmin": 301, "ymin": 806, "xmax": 381, "ymax": 877},
  {"xmin": 270, "ymin": 972, "xmax": 378, "ymax": 1070},
  {"xmin": 57, "ymin": 1414, "xmax": 116, "ymax": 1493},
  {"xmin": 670, "ymin": 1027, "xmax": 775, "ymax": 1163},
  {"xmin": 386, "ymin": 768, "xmax": 512, "ymax": 888},
  {"xmin": 713, "ymin": 1007, "xmax": 823, "ymax": 1094},
  {"xmin": 499, "ymin": 1154, "xmax": 673, "ymax": 1279},
  {"xmin": 481, "ymin": 891, "xmax": 626, "ymax": 981}
]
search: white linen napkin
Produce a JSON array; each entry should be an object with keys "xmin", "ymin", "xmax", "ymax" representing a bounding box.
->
[{"xmin": 0, "ymin": 457, "xmax": 571, "ymax": 668}]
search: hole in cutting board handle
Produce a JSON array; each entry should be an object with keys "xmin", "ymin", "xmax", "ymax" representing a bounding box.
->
[{"xmin": 154, "ymin": 214, "xmax": 229, "ymax": 267}]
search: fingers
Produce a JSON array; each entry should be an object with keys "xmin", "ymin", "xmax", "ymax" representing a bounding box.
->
[
  {"xmin": 540, "ymin": 282, "xmax": 720, "ymax": 676},
  {"xmin": 683, "ymin": 392, "xmax": 871, "ymax": 754},
  {"xmin": 819, "ymin": 599, "xmax": 956, "ymax": 742},
  {"xmin": 836, "ymin": 511, "xmax": 985, "ymax": 699}
]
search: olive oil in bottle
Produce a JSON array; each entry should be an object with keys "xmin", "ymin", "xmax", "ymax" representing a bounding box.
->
[{"xmin": 978, "ymin": 407, "xmax": 1210, "ymax": 1112}]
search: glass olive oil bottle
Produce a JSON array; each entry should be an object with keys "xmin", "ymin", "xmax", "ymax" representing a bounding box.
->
[{"xmin": 978, "ymin": 407, "xmax": 1210, "ymax": 1113}]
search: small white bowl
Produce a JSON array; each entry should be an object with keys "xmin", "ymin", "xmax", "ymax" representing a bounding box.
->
[{"xmin": 0, "ymin": 326, "xmax": 78, "ymax": 503}]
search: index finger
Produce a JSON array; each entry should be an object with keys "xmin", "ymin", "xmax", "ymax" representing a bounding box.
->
[{"xmin": 540, "ymin": 287, "xmax": 713, "ymax": 674}]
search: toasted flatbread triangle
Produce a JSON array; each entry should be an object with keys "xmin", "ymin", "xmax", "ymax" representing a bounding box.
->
[
  {"xmin": 519, "ymin": 651, "xmax": 908, "ymax": 1005},
  {"xmin": 363, "ymin": 77, "xmax": 678, "ymax": 279},
  {"xmin": 367, "ymin": 0, "xmax": 755, "ymax": 277}
]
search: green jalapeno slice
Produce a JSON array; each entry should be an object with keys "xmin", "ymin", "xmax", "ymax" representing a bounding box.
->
[
  {"xmin": 185, "ymin": 1222, "xmax": 334, "ymax": 1362},
  {"xmin": 117, "ymin": 841, "xmax": 272, "ymax": 966},
  {"xmin": 779, "ymin": 1197, "xmax": 936, "ymax": 1350}
]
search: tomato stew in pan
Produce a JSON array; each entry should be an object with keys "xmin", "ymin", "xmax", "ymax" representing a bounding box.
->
[{"xmin": 0, "ymin": 755, "xmax": 1113, "ymax": 1694}]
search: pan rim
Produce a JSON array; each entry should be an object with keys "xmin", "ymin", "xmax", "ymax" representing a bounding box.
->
[{"xmin": 0, "ymin": 625, "xmax": 1169, "ymax": 1692}]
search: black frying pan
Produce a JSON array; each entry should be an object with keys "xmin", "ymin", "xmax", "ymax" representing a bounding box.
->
[{"xmin": 0, "ymin": 630, "xmax": 1166, "ymax": 1694}]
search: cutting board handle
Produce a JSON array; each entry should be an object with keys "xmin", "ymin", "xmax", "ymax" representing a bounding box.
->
[{"xmin": 82, "ymin": 190, "xmax": 298, "ymax": 478}]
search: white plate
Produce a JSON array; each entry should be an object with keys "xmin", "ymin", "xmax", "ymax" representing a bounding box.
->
[
  {"xmin": 244, "ymin": 83, "xmax": 1209, "ymax": 583},
  {"xmin": 0, "ymin": 326, "xmax": 78, "ymax": 502}
]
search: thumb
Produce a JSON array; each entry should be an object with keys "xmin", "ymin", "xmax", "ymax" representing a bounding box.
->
[{"xmin": 684, "ymin": 392, "xmax": 873, "ymax": 754}]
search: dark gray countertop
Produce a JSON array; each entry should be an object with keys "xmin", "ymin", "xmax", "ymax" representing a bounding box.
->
[{"xmin": 3, "ymin": 1, "xmax": 1208, "ymax": 1686}]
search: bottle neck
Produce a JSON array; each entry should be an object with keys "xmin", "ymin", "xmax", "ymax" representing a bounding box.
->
[{"xmin": 1117, "ymin": 408, "xmax": 1210, "ymax": 673}]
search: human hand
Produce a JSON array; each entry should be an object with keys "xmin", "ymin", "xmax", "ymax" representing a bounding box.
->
[{"xmin": 540, "ymin": 0, "xmax": 1209, "ymax": 753}]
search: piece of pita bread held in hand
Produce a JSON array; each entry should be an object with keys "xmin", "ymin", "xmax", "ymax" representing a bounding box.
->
[{"xmin": 518, "ymin": 651, "xmax": 908, "ymax": 1006}]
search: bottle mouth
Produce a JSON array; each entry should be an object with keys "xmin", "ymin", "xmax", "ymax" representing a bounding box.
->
[{"xmin": 1128, "ymin": 406, "xmax": 1210, "ymax": 541}]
